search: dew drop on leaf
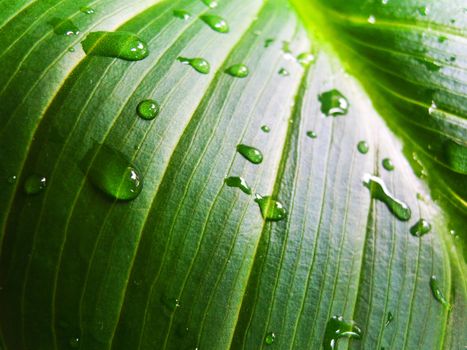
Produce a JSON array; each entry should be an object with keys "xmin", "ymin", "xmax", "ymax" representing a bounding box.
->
[
  {"xmin": 225, "ymin": 63, "xmax": 249, "ymax": 78},
  {"xmin": 382, "ymin": 158, "xmax": 395, "ymax": 171},
  {"xmin": 80, "ymin": 6, "xmax": 96, "ymax": 15},
  {"xmin": 264, "ymin": 38, "xmax": 275, "ymax": 47},
  {"xmin": 49, "ymin": 18, "xmax": 80, "ymax": 36},
  {"xmin": 278, "ymin": 67, "xmax": 289, "ymax": 76},
  {"xmin": 236, "ymin": 144, "xmax": 263, "ymax": 164},
  {"xmin": 200, "ymin": 14, "xmax": 229, "ymax": 33},
  {"xmin": 296, "ymin": 52, "xmax": 315, "ymax": 67},
  {"xmin": 69, "ymin": 337, "xmax": 80, "ymax": 348},
  {"xmin": 264, "ymin": 332, "xmax": 275, "ymax": 345},
  {"xmin": 357, "ymin": 141, "xmax": 369, "ymax": 154},
  {"xmin": 224, "ymin": 176, "xmax": 252, "ymax": 195},
  {"xmin": 173, "ymin": 9, "xmax": 191, "ymax": 20},
  {"xmin": 306, "ymin": 131, "xmax": 317, "ymax": 139},
  {"xmin": 323, "ymin": 315, "xmax": 362, "ymax": 350},
  {"xmin": 318, "ymin": 89, "xmax": 349, "ymax": 117},
  {"xmin": 24, "ymin": 175, "xmax": 47, "ymax": 195},
  {"xmin": 363, "ymin": 174, "xmax": 411, "ymax": 221},
  {"xmin": 385, "ymin": 311, "xmax": 394, "ymax": 327},
  {"xmin": 367, "ymin": 15, "xmax": 376, "ymax": 24},
  {"xmin": 81, "ymin": 31, "xmax": 149, "ymax": 61},
  {"xmin": 261, "ymin": 125, "xmax": 270, "ymax": 133},
  {"xmin": 410, "ymin": 218, "xmax": 432, "ymax": 237},
  {"xmin": 202, "ymin": 0, "xmax": 218, "ymax": 8},
  {"xmin": 177, "ymin": 57, "xmax": 210, "ymax": 74},
  {"xmin": 255, "ymin": 195, "xmax": 287, "ymax": 221},
  {"xmin": 137, "ymin": 99, "xmax": 160, "ymax": 120},
  {"xmin": 7, "ymin": 175, "xmax": 17, "ymax": 184},
  {"xmin": 430, "ymin": 275, "xmax": 451, "ymax": 309}
]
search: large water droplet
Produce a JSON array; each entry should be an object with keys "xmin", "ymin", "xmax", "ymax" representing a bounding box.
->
[
  {"xmin": 278, "ymin": 67, "xmax": 289, "ymax": 76},
  {"xmin": 236, "ymin": 144, "xmax": 263, "ymax": 164},
  {"xmin": 264, "ymin": 332, "xmax": 275, "ymax": 345},
  {"xmin": 255, "ymin": 195, "xmax": 287, "ymax": 221},
  {"xmin": 173, "ymin": 9, "xmax": 191, "ymax": 20},
  {"xmin": 200, "ymin": 14, "xmax": 229, "ymax": 33},
  {"xmin": 81, "ymin": 31, "xmax": 149, "ymax": 61},
  {"xmin": 318, "ymin": 89, "xmax": 349, "ymax": 117},
  {"xmin": 382, "ymin": 158, "xmax": 395, "ymax": 171},
  {"xmin": 261, "ymin": 125, "xmax": 270, "ymax": 133},
  {"xmin": 225, "ymin": 63, "xmax": 249, "ymax": 78},
  {"xmin": 137, "ymin": 99, "xmax": 160, "ymax": 120},
  {"xmin": 430, "ymin": 275, "xmax": 451, "ymax": 309},
  {"xmin": 410, "ymin": 218, "xmax": 431, "ymax": 237},
  {"xmin": 363, "ymin": 174, "xmax": 411, "ymax": 221},
  {"xmin": 80, "ymin": 6, "xmax": 96, "ymax": 15},
  {"xmin": 82, "ymin": 145, "xmax": 143, "ymax": 201},
  {"xmin": 323, "ymin": 315, "xmax": 362, "ymax": 350},
  {"xmin": 296, "ymin": 52, "xmax": 315, "ymax": 67},
  {"xmin": 306, "ymin": 131, "xmax": 317, "ymax": 139},
  {"xmin": 49, "ymin": 18, "xmax": 80, "ymax": 36},
  {"xmin": 177, "ymin": 57, "xmax": 210, "ymax": 74},
  {"xmin": 24, "ymin": 175, "xmax": 47, "ymax": 195},
  {"xmin": 357, "ymin": 141, "xmax": 369, "ymax": 154},
  {"xmin": 224, "ymin": 176, "xmax": 252, "ymax": 195},
  {"xmin": 202, "ymin": 0, "xmax": 218, "ymax": 8},
  {"xmin": 385, "ymin": 311, "xmax": 393, "ymax": 327}
]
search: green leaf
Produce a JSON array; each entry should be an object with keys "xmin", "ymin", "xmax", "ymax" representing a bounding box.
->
[{"xmin": 0, "ymin": 0, "xmax": 465, "ymax": 349}]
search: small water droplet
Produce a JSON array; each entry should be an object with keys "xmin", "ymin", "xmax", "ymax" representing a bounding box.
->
[
  {"xmin": 255, "ymin": 195, "xmax": 287, "ymax": 221},
  {"xmin": 177, "ymin": 57, "xmax": 210, "ymax": 74},
  {"xmin": 224, "ymin": 176, "xmax": 252, "ymax": 195},
  {"xmin": 24, "ymin": 175, "xmax": 47, "ymax": 195},
  {"xmin": 225, "ymin": 63, "xmax": 249, "ymax": 78},
  {"xmin": 438, "ymin": 35, "xmax": 447, "ymax": 43},
  {"xmin": 81, "ymin": 31, "xmax": 149, "ymax": 61},
  {"xmin": 382, "ymin": 158, "xmax": 394, "ymax": 171},
  {"xmin": 202, "ymin": 0, "xmax": 218, "ymax": 8},
  {"xmin": 430, "ymin": 275, "xmax": 451, "ymax": 309},
  {"xmin": 306, "ymin": 131, "xmax": 317, "ymax": 139},
  {"xmin": 385, "ymin": 312, "xmax": 393, "ymax": 327},
  {"xmin": 49, "ymin": 18, "xmax": 80, "ymax": 36},
  {"xmin": 82, "ymin": 144, "xmax": 143, "ymax": 201},
  {"xmin": 261, "ymin": 125, "xmax": 270, "ymax": 133},
  {"xmin": 357, "ymin": 141, "xmax": 369, "ymax": 154},
  {"xmin": 323, "ymin": 315, "xmax": 362, "ymax": 350},
  {"xmin": 278, "ymin": 67, "xmax": 289, "ymax": 76},
  {"xmin": 173, "ymin": 9, "xmax": 191, "ymax": 20},
  {"xmin": 236, "ymin": 144, "xmax": 263, "ymax": 164},
  {"xmin": 200, "ymin": 14, "xmax": 229, "ymax": 33},
  {"xmin": 428, "ymin": 100, "xmax": 437, "ymax": 115},
  {"xmin": 296, "ymin": 52, "xmax": 315, "ymax": 67},
  {"xmin": 80, "ymin": 6, "xmax": 96, "ymax": 15},
  {"xmin": 137, "ymin": 99, "xmax": 160, "ymax": 120},
  {"xmin": 417, "ymin": 6, "xmax": 429, "ymax": 16},
  {"xmin": 264, "ymin": 332, "xmax": 275, "ymax": 345},
  {"xmin": 410, "ymin": 218, "xmax": 431, "ymax": 237},
  {"xmin": 318, "ymin": 89, "xmax": 349, "ymax": 117},
  {"xmin": 282, "ymin": 41, "xmax": 292, "ymax": 54},
  {"xmin": 264, "ymin": 38, "xmax": 275, "ymax": 47},
  {"xmin": 368, "ymin": 15, "xmax": 376, "ymax": 24},
  {"xmin": 363, "ymin": 174, "xmax": 411, "ymax": 221},
  {"xmin": 68, "ymin": 47, "xmax": 75, "ymax": 52},
  {"xmin": 161, "ymin": 294, "xmax": 181, "ymax": 311},
  {"xmin": 69, "ymin": 337, "xmax": 80, "ymax": 348},
  {"xmin": 7, "ymin": 175, "xmax": 17, "ymax": 184}
]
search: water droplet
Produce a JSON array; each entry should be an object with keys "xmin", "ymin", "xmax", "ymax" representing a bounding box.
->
[
  {"xmin": 385, "ymin": 312, "xmax": 393, "ymax": 327},
  {"xmin": 264, "ymin": 332, "xmax": 275, "ymax": 345},
  {"xmin": 68, "ymin": 47, "xmax": 75, "ymax": 53},
  {"xmin": 236, "ymin": 144, "xmax": 263, "ymax": 164},
  {"xmin": 80, "ymin": 6, "xmax": 96, "ymax": 15},
  {"xmin": 318, "ymin": 89, "xmax": 349, "ymax": 117},
  {"xmin": 306, "ymin": 131, "xmax": 317, "ymax": 139},
  {"xmin": 200, "ymin": 14, "xmax": 229, "ymax": 33},
  {"xmin": 278, "ymin": 68, "xmax": 289, "ymax": 76},
  {"xmin": 410, "ymin": 218, "xmax": 432, "ymax": 237},
  {"xmin": 282, "ymin": 41, "xmax": 292, "ymax": 54},
  {"xmin": 161, "ymin": 294, "xmax": 181, "ymax": 311},
  {"xmin": 224, "ymin": 176, "xmax": 252, "ymax": 195},
  {"xmin": 417, "ymin": 6, "xmax": 429, "ymax": 16},
  {"xmin": 357, "ymin": 141, "xmax": 369, "ymax": 154},
  {"xmin": 382, "ymin": 0, "xmax": 389, "ymax": 4},
  {"xmin": 202, "ymin": 0, "xmax": 218, "ymax": 8},
  {"xmin": 49, "ymin": 18, "xmax": 80, "ymax": 36},
  {"xmin": 264, "ymin": 38, "xmax": 275, "ymax": 47},
  {"xmin": 177, "ymin": 57, "xmax": 210, "ymax": 74},
  {"xmin": 255, "ymin": 195, "xmax": 287, "ymax": 221},
  {"xmin": 382, "ymin": 158, "xmax": 394, "ymax": 171},
  {"xmin": 363, "ymin": 174, "xmax": 411, "ymax": 221},
  {"xmin": 323, "ymin": 315, "xmax": 362, "ymax": 350},
  {"xmin": 24, "ymin": 175, "xmax": 47, "ymax": 195},
  {"xmin": 137, "ymin": 99, "xmax": 160, "ymax": 120},
  {"xmin": 69, "ymin": 337, "xmax": 80, "ymax": 348},
  {"xmin": 7, "ymin": 175, "xmax": 17, "ymax": 184},
  {"xmin": 368, "ymin": 15, "xmax": 376, "ymax": 24},
  {"xmin": 261, "ymin": 125, "xmax": 270, "ymax": 133},
  {"xmin": 296, "ymin": 52, "xmax": 315, "ymax": 67},
  {"xmin": 430, "ymin": 275, "xmax": 451, "ymax": 309},
  {"xmin": 81, "ymin": 31, "xmax": 149, "ymax": 61},
  {"xmin": 438, "ymin": 35, "xmax": 447, "ymax": 43},
  {"xmin": 82, "ymin": 144, "xmax": 143, "ymax": 201},
  {"xmin": 225, "ymin": 63, "xmax": 249, "ymax": 78},
  {"xmin": 173, "ymin": 9, "xmax": 191, "ymax": 20}
]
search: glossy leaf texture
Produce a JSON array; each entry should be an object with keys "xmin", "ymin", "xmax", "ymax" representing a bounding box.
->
[{"xmin": 0, "ymin": 0, "xmax": 465, "ymax": 350}]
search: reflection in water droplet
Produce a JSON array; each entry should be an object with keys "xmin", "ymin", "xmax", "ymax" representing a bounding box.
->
[
  {"xmin": 323, "ymin": 315, "xmax": 362, "ymax": 350},
  {"xmin": 278, "ymin": 68, "xmax": 289, "ymax": 76},
  {"xmin": 264, "ymin": 38, "xmax": 275, "ymax": 47},
  {"xmin": 255, "ymin": 195, "xmax": 287, "ymax": 221},
  {"xmin": 410, "ymin": 218, "xmax": 431, "ymax": 237},
  {"xmin": 357, "ymin": 141, "xmax": 369, "ymax": 154},
  {"xmin": 430, "ymin": 275, "xmax": 451, "ymax": 309},
  {"xmin": 226, "ymin": 63, "xmax": 249, "ymax": 78},
  {"xmin": 137, "ymin": 99, "xmax": 160, "ymax": 120},
  {"xmin": 363, "ymin": 174, "xmax": 411, "ymax": 221},
  {"xmin": 261, "ymin": 125, "xmax": 270, "ymax": 133},
  {"xmin": 224, "ymin": 176, "xmax": 252, "ymax": 195},
  {"xmin": 81, "ymin": 31, "xmax": 149, "ymax": 61},
  {"xmin": 49, "ymin": 18, "xmax": 80, "ymax": 36},
  {"xmin": 306, "ymin": 131, "xmax": 317, "ymax": 139},
  {"xmin": 7, "ymin": 175, "xmax": 17, "ymax": 184},
  {"xmin": 385, "ymin": 312, "xmax": 393, "ymax": 327},
  {"xmin": 24, "ymin": 175, "xmax": 47, "ymax": 195},
  {"xmin": 368, "ymin": 15, "xmax": 376, "ymax": 24},
  {"xmin": 382, "ymin": 158, "xmax": 394, "ymax": 171},
  {"xmin": 200, "ymin": 14, "xmax": 229, "ymax": 33},
  {"xmin": 297, "ymin": 52, "xmax": 315, "ymax": 67},
  {"xmin": 202, "ymin": 0, "xmax": 218, "ymax": 8},
  {"xmin": 264, "ymin": 332, "xmax": 275, "ymax": 345},
  {"xmin": 318, "ymin": 89, "xmax": 349, "ymax": 117},
  {"xmin": 82, "ymin": 144, "xmax": 143, "ymax": 201},
  {"xmin": 173, "ymin": 9, "xmax": 191, "ymax": 20},
  {"xmin": 177, "ymin": 57, "xmax": 210, "ymax": 74},
  {"xmin": 236, "ymin": 144, "xmax": 263, "ymax": 164},
  {"xmin": 69, "ymin": 337, "xmax": 80, "ymax": 348},
  {"xmin": 80, "ymin": 6, "xmax": 96, "ymax": 15}
]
